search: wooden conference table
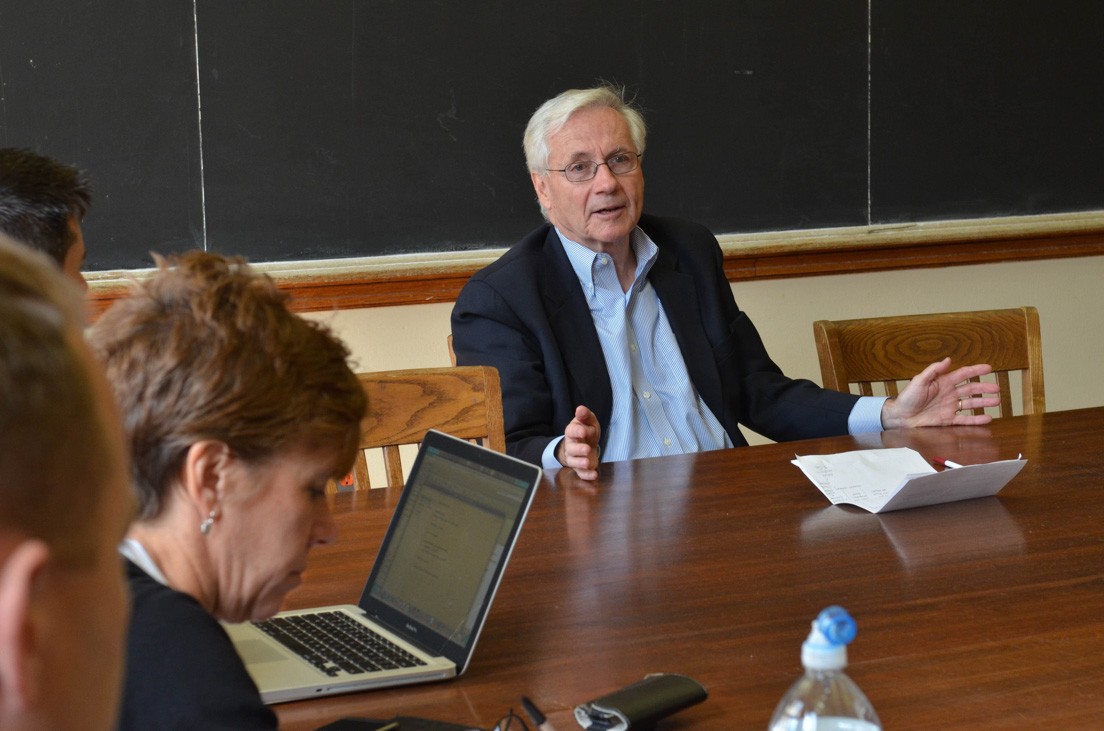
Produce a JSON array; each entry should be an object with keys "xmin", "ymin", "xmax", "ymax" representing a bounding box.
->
[{"xmin": 277, "ymin": 407, "xmax": 1104, "ymax": 730}]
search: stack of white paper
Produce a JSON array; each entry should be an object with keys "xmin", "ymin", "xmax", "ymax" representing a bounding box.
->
[{"xmin": 791, "ymin": 448, "xmax": 1027, "ymax": 513}]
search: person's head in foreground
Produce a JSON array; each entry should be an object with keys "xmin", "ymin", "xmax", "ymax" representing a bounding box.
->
[
  {"xmin": 0, "ymin": 148, "xmax": 92, "ymax": 289},
  {"xmin": 0, "ymin": 235, "xmax": 132, "ymax": 731},
  {"xmin": 88, "ymin": 251, "xmax": 366, "ymax": 728}
]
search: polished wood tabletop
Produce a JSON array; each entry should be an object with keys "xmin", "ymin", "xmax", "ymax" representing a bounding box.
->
[{"xmin": 276, "ymin": 407, "xmax": 1104, "ymax": 730}]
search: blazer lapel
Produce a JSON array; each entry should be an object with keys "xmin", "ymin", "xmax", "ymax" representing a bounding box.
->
[
  {"xmin": 538, "ymin": 230, "xmax": 614, "ymax": 440},
  {"xmin": 648, "ymin": 248, "xmax": 724, "ymax": 417}
]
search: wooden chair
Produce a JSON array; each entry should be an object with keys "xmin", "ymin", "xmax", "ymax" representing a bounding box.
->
[
  {"xmin": 812, "ymin": 307, "xmax": 1045, "ymax": 418},
  {"xmin": 340, "ymin": 366, "xmax": 505, "ymax": 491}
]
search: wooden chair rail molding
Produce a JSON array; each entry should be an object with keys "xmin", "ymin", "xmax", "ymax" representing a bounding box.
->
[{"xmin": 86, "ymin": 211, "xmax": 1104, "ymax": 319}]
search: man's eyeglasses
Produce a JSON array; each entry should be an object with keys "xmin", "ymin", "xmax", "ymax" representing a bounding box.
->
[
  {"xmin": 547, "ymin": 152, "xmax": 642, "ymax": 183},
  {"xmin": 493, "ymin": 709, "xmax": 531, "ymax": 731}
]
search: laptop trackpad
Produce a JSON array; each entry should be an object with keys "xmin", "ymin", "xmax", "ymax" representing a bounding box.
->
[{"xmin": 236, "ymin": 639, "xmax": 288, "ymax": 664}]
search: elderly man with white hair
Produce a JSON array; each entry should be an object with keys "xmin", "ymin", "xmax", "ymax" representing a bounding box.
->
[{"xmin": 452, "ymin": 85, "xmax": 999, "ymax": 480}]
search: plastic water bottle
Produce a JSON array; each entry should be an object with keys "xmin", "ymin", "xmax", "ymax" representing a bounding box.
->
[{"xmin": 768, "ymin": 606, "xmax": 882, "ymax": 731}]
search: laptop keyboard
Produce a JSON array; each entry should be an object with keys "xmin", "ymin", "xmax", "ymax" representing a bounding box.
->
[{"xmin": 254, "ymin": 611, "xmax": 427, "ymax": 677}]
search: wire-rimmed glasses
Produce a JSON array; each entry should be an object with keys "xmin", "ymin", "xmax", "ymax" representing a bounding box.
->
[
  {"xmin": 492, "ymin": 708, "xmax": 532, "ymax": 731},
  {"xmin": 547, "ymin": 152, "xmax": 642, "ymax": 182}
]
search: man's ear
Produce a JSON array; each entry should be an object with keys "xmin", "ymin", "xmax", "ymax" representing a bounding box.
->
[
  {"xmin": 0, "ymin": 539, "xmax": 51, "ymax": 713},
  {"xmin": 180, "ymin": 440, "xmax": 234, "ymax": 516},
  {"xmin": 531, "ymin": 170, "xmax": 552, "ymax": 213}
]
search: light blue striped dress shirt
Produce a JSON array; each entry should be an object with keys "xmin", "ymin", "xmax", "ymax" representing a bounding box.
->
[{"xmin": 541, "ymin": 228, "xmax": 885, "ymax": 469}]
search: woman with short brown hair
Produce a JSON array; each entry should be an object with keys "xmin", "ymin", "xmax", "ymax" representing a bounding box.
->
[{"xmin": 90, "ymin": 252, "xmax": 366, "ymax": 730}]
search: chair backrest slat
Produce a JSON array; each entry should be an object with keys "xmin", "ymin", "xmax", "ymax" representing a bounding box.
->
[
  {"xmin": 813, "ymin": 307, "xmax": 1045, "ymax": 419},
  {"xmin": 331, "ymin": 366, "xmax": 506, "ymax": 492}
]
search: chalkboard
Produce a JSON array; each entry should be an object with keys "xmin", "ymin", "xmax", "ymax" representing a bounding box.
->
[
  {"xmin": 1, "ymin": 1, "xmax": 204, "ymax": 269},
  {"xmin": 872, "ymin": 1, "xmax": 1104, "ymax": 222},
  {"xmin": 1, "ymin": 1, "xmax": 1102, "ymax": 272}
]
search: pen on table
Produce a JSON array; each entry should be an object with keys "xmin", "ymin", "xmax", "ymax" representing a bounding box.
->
[
  {"xmin": 521, "ymin": 695, "xmax": 557, "ymax": 731},
  {"xmin": 933, "ymin": 457, "xmax": 964, "ymax": 469},
  {"xmin": 375, "ymin": 722, "xmax": 399, "ymax": 731}
]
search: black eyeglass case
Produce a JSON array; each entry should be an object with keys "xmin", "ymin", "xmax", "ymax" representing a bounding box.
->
[{"xmin": 573, "ymin": 673, "xmax": 708, "ymax": 730}]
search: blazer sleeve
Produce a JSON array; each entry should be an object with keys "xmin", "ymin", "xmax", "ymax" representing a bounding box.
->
[
  {"xmin": 451, "ymin": 277, "xmax": 562, "ymax": 466},
  {"xmin": 722, "ymin": 307, "xmax": 859, "ymax": 441}
]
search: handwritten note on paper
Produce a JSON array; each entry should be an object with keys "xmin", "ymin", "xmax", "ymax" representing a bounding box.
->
[{"xmin": 791, "ymin": 448, "xmax": 1027, "ymax": 513}]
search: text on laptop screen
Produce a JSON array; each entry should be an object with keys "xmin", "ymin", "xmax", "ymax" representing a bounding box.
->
[{"xmin": 368, "ymin": 445, "xmax": 529, "ymax": 647}]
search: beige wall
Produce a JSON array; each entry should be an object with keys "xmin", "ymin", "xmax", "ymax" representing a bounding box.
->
[{"xmin": 305, "ymin": 255, "xmax": 1104, "ymax": 445}]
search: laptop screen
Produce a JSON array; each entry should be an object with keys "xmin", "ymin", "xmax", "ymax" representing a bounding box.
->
[{"xmin": 358, "ymin": 430, "xmax": 539, "ymax": 667}]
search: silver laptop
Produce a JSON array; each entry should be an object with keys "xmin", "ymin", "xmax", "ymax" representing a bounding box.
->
[{"xmin": 224, "ymin": 429, "xmax": 541, "ymax": 703}]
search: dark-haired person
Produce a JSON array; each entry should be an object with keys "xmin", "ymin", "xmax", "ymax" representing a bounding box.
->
[
  {"xmin": 0, "ymin": 147, "xmax": 92, "ymax": 289},
  {"xmin": 0, "ymin": 235, "xmax": 133, "ymax": 731},
  {"xmin": 89, "ymin": 252, "xmax": 367, "ymax": 730},
  {"xmin": 451, "ymin": 85, "xmax": 1002, "ymax": 480}
]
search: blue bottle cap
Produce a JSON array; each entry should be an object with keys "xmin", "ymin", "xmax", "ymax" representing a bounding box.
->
[{"xmin": 801, "ymin": 605, "xmax": 857, "ymax": 670}]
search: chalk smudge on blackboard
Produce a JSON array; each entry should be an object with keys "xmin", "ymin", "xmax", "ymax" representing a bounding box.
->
[{"xmin": 437, "ymin": 89, "xmax": 463, "ymax": 142}]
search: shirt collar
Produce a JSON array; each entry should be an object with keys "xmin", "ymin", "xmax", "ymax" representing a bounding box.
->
[
  {"xmin": 118, "ymin": 537, "xmax": 169, "ymax": 586},
  {"xmin": 556, "ymin": 227, "xmax": 659, "ymax": 293}
]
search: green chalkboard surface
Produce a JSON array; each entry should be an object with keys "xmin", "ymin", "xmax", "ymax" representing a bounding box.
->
[{"xmin": 1, "ymin": 1, "xmax": 1101, "ymax": 272}]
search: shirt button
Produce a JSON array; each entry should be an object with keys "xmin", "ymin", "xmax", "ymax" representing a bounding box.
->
[
  {"xmin": 664, "ymin": 438, "xmax": 672, "ymax": 446},
  {"xmin": 643, "ymin": 392, "xmax": 651, "ymax": 399},
  {"xmin": 630, "ymin": 343, "xmax": 637, "ymax": 352}
]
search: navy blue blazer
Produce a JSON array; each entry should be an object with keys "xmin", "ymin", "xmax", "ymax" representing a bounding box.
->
[{"xmin": 451, "ymin": 214, "xmax": 860, "ymax": 466}]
